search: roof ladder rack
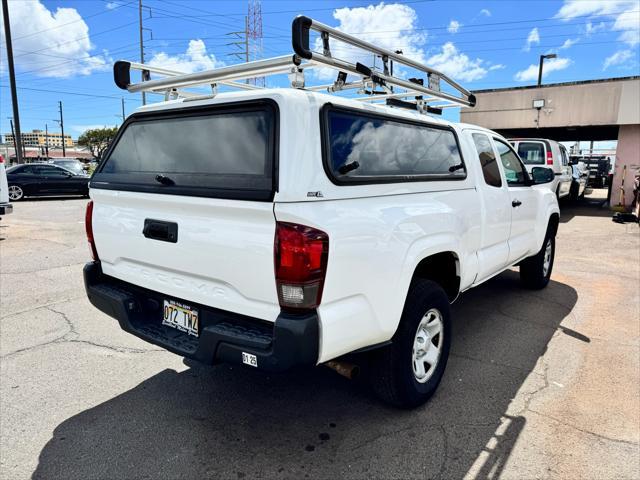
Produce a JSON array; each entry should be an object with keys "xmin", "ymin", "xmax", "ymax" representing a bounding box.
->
[{"xmin": 113, "ymin": 15, "xmax": 476, "ymax": 112}]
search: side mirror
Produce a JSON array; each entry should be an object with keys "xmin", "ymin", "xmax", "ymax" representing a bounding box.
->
[{"xmin": 531, "ymin": 167, "xmax": 554, "ymax": 184}]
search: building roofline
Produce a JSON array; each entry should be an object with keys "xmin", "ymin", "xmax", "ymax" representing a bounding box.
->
[{"xmin": 472, "ymin": 76, "xmax": 640, "ymax": 94}]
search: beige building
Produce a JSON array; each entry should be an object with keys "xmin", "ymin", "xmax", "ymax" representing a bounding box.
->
[
  {"xmin": 4, "ymin": 130, "xmax": 74, "ymax": 148},
  {"xmin": 461, "ymin": 76, "xmax": 640, "ymax": 210}
]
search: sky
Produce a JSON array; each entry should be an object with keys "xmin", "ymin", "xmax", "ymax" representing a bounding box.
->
[{"xmin": 1, "ymin": 0, "xmax": 639, "ymax": 143}]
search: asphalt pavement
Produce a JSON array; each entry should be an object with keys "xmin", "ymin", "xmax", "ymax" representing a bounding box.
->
[{"xmin": 1, "ymin": 191, "xmax": 638, "ymax": 479}]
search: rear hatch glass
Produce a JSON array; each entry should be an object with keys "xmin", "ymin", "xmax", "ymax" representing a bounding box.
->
[
  {"xmin": 516, "ymin": 142, "xmax": 545, "ymax": 165},
  {"xmin": 91, "ymin": 100, "xmax": 278, "ymax": 201}
]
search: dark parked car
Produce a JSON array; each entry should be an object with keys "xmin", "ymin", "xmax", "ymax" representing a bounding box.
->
[
  {"xmin": 51, "ymin": 159, "xmax": 86, "ymax": 176},
  {"xmin": 6, "ymin": 163, "xmax": 89, "ymax": 201}
]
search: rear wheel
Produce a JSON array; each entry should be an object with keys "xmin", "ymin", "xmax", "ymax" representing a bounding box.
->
[
  {"xmin": 370, "ymin": 279, "xmax": 451, "ymax": 409},
  {"xmin": 520, "ymin": 233, "xmax": 555, "ymax": 289},
  {"xmin": 8, "ymin": 185, "xmax": 24, "ymax": 201}
]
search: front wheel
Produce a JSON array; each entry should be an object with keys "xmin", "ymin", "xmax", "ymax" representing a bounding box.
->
[
  {"xmin": 520, "ymin": 234, "xmax": 555, "ymax": 289},
  {"xmin": 8, "ymin": 185, "xmax": 24, "ymax": 201},
  {"xmin": 370, "ymin": 279, "xmax": 452, "ymax": 409}
]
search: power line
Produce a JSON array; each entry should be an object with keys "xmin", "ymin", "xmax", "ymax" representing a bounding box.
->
[
  {"xmin": 9, "ymin": 0, "xmax": 136, "ymax": 41},
  {"xmin": 0, "ymin": 85, "xmax": 133, "ymax": 100},
  {"xmin": 14, "ymin": 43, "xmax": 140, "ymax": 77},
  {"xmin": 12, "ymin": 20, "xmax": 139, "ymax": 59}
]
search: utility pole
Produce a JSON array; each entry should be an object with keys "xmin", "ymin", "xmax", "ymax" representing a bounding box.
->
[
  {"xmin": 139, "ymin": 0, "xmax": 146, "ymax": 105},
  {"xmin": 226, "ymin": 17, "xmax": 251, "ymax": 84},
  {"xmin": 245, "ymin": 16, "xmax": 250, "ymax": 63},
  {"xmin": 8, "ymin": 119, "xmax": 18, "ymax": 162},
  {"xmin": 45, "ymin": 123, "xmax": 49, "ymax": 158},
  {"xmin": 58, "ymin": 101, "xmax": 66, "ymax": 157},
  {"xmin": 2, "ymin": 0, "xmax": 24, "ymax": 164},
  {"xmin": 121, "ymin": 98, "xmax": 126, "ymax": 123}
]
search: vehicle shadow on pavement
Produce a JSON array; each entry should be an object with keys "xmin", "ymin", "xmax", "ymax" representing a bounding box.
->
[
  {"xmin": 559, "ymin": 189, "xmax": 611, "ymax": 223},
  {"xmin": 33, "ymin": 271, "xmax": 579, "ymax": 480}
]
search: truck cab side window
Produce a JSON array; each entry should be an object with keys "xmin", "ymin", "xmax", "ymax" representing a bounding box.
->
[
  {"xmin": 495, "ymin": 139, "xmax": 527, "ymax": 185},
  {"xmin": 472, "ymin": 133, "xmax": 502, "ymax": 188}
]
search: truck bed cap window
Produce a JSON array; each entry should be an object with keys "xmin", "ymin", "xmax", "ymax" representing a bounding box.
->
[
  {"xmin": 92, "ymin": 101, "xmax": 277, "ymax": 201},
  {"xmin": 323, "ymin": 107, "xmax": 465, "ymax": 184}
]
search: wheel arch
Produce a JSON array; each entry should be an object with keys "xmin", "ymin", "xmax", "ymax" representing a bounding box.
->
[{"xmin": 410, "ymin": 251, "xmax": 461, "ymax": 303}]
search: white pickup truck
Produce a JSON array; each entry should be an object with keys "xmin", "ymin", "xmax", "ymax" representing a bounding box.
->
[{"xmin": 84, "ymin": 18, "xmax": 560, "ymax": 408}]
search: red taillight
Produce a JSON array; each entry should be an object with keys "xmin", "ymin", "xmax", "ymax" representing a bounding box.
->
[
  {"xmin": 274, "ymin": 222, "xmax": 329, "ymax": 311},
  {"xmin": 546, "ymin": 150, "xmax": 554, "ymax": 165},
  {"xmin": 85, "ymin": 200, "xmax": 99, "ymax": 261},
  {"xmin": 0, "ymin": 155, "xmax": 4, "ymax": 164}
]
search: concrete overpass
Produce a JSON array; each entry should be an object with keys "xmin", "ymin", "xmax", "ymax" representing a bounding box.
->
[{"xmin": 461, "ymin": 76, "xmax": 640, "ymax": 210}]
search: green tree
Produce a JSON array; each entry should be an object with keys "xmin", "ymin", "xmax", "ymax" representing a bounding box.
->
[{"xmin": 78, "ymin": 127, "xmax": 118, "ymax": 160}]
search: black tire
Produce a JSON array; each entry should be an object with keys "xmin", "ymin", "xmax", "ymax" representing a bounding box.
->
[
  {"xmin": 370, "ymin": 279, "xmax": 452, "ymax": 409},
  {"xmin": 520, "ymin": 232, "xmax": 555, "ymax": 290}
]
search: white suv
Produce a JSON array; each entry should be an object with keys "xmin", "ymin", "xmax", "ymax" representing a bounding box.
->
[
  {"xmin": 510, "ymin": 138, "xmax": 573, "ymax": 199},
  {"xmin": 84, "ymin": 17, "xmax": 560, "ymax": 408}
]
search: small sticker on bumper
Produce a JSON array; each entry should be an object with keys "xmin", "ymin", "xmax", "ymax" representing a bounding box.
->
[{"xmin": 242, "ymin": 352, "xmax": 258, "ymax": 367}]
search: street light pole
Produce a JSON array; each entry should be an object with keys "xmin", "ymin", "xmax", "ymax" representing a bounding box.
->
[{"xmin": 537, "ymin": 53, "xmax": 557, "ymax": 87}]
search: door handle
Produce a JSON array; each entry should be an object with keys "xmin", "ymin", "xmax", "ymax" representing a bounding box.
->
[
  {"xmin": 512, "ymin": 199, "xmax": 522, "ymax": 208},
  {"xmin": 143, "ymin": 219, "xmax": 178, "ymax": 243}
]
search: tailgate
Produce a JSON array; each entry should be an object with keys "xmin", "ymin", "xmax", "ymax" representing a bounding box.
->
[
  {"xmin": 92, "ymin": 189, "xmax": 279, "ymax": 321},
  {"xmin": 89, "ymin": 99, "xmax": 280, "ymax": 321}
]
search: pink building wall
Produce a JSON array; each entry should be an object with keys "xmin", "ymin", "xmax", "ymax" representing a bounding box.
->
[{"xmin": 611, "ymin": 124, "xmax": 640, "ymax": 210}]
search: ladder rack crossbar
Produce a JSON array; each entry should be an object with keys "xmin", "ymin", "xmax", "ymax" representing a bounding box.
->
[{"xmin": 112, "ymin": 15, "xmax": 476, "ymax": 112}]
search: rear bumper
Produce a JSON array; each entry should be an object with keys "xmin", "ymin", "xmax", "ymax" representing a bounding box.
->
[
  {"xmin": 83, "ymin": 262, "xmax": 319, "ymax": 372},
  {"xmin": 0, "ymin": 203, "xmax": 12, "ymax": 215}
]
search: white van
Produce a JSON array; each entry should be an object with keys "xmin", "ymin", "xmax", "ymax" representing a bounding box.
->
[{"xmin": 510, "ymin": 138, "xmax": 572, "ymax": 199}]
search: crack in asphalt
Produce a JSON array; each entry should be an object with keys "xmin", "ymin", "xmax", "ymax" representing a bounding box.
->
[
  {"xmin": 527, "ymin": 409, "xmax": 640, "ymax": 447},
  {"xmin": 450, "ymin": 352, "xmax": 548, "ymax": 376},
  {"xmin": 512, "ymin": 351, "xmax": 639, "ymax": 449},
  {"xmin": 1, "ymin": 306, "xmax": 163, "ymax": 359},
  {"xmin": 0, "ymin": 261, "xmax": 84, "ymax": 275},
  {"xmin": 0, "ymin": 297, "xmax": 85, "ymax": 319}
]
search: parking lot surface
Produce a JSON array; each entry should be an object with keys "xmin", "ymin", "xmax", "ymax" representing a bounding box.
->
[{"xmin": 1, "ymin": 192, "xmax": 639, "ymax": 480}]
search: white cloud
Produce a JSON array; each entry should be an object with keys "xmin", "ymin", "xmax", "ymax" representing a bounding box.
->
[
  {"xmin": 555, "ymin": 0, "xmax": 640, "ymax": 46},
  {"xmin": 447, "ymin": 20, "xmax": 461, "ymax": 33},
  {"xmin": 585, "ymin": 21, "xmax": 606, "ymax": 35},
  {"xmin": 312, "ymin": 3, "xmax": 427, "ymax": 80},
  {"xmin": 524, "ymin": 27, "xmax": 540, "ymax": 51},
  {"xmin": 514, "ymin": 57, "xmax": 572, "ymax": 82},
  {"xmin": 148, "ymin": 40, "xmax": 224, "ymax": 73},
  {"xmin": 603, "ymin": 49, "xmax": 635, "ymax": 69},
  {"xmin": 427, "ymin": 42, "xmax": 488, "ymax": 82},
  {"xmin": 480, "ymin": 8, "xmax": 491, "ymax": 17},
  {"xmin": 489, "ymin": 64, "xmax": 506, "ymax": 71},
  {"xmin": 105, "ymin": 2, "xmax": 120, "ymax": 10},
  {"xmin": 560, "ymin": 38, "xmax": 578, "ymax": 49},
  {"xmin": 0, "ymin": 0, "xmax": 109, "ymax": 78},
  {"xmin": 614, "ymin": 9, "xmax": 640, "ymax": 46}
]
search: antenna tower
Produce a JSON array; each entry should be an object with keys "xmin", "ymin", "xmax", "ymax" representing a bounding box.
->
[{"xmin": 247, "ymin": 0, "xmax": 264, "ymax": 86}]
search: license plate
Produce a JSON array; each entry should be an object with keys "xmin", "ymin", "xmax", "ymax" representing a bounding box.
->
[{"xmin": 162, "ymin": 299, "xmax": 199, "ymax": 337}]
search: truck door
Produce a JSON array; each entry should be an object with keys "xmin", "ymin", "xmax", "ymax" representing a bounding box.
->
[
  {"xmin": 468, "ymin": 131, "xmax": 511, "ymax": 281},
  {"xmin": 493, "ymin": 138, "xmax": 538, "ymax": 263}
]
